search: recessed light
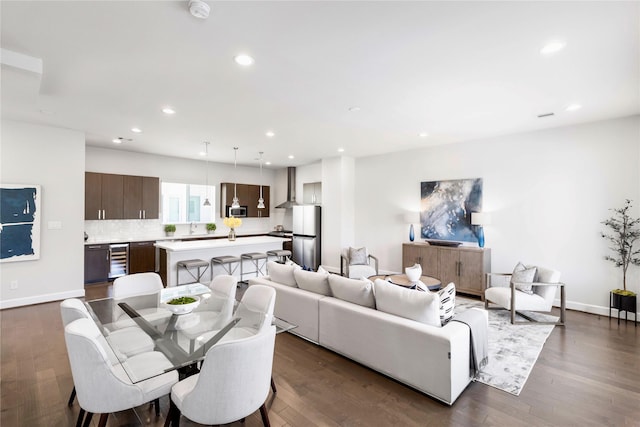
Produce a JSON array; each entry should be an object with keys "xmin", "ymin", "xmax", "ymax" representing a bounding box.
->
[
  {"xmin": 112, "ymin": 138, "xmax": 123, "ymax": 144},
  {"xmin": 566, "ymin": 104, "xmax": 582, "ymax": 112},
  {"xmin": 288, "ymin": 155, "xmax": 294, "ymax": 159},
  {"xmin": 265, "ymin": 161, "xmax": 272, "ymax": 165},
  {"xmin": 418, "ymin": 132, "xmax": 429, "ymax": 138},
  {"xmin": 348, "ymin": 106, "xmax": 361, "ymax": 112},
  {"xmin": 131, "ymin": 127, "xmax": 142, "ymax": 133},
  {"xmin": 337, "ymin": 148, "xmax": 345, "ymax": 153},
  {"xmin": 198, "ymin": 151, "xmax": 206, "ymax": 156},
  {"xmin": 234, "ymin": 54, "xmax": 254, "ymax": 66},
  {"xmin": 265, "ymin": 131, "xmax": 275, "ymax": 138},
  {"xmin": 162, "ymin": 107, "xmax": 176, "ymax": 115},
  {"xmin": 540, "ymin": 41, "xmax": 566, "ymax": 55}
]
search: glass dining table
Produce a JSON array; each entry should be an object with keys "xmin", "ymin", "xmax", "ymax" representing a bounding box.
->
[{"xmin": 85, "ymin": 283, "xmax": 295, "ymax": 384}]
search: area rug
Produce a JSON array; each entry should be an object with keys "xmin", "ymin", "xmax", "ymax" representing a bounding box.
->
[{"xmin": 455, "ymin": 297, "xmax": 557, "ymax": 396}]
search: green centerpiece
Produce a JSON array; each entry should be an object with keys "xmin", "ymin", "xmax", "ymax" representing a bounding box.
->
[{"xmin": 166, "ymin": 296, "xmax": 197, "ymax": 305}]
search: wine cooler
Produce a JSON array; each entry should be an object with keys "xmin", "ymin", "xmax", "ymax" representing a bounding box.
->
[{"xmin": 108, "ymin": 243, "xmax": 129, "ymax": 279}]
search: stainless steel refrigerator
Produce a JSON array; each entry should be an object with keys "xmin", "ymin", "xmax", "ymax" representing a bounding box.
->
[{"xmin": 292, "ymin": 205, "xmax": 321, "ymax": 270}]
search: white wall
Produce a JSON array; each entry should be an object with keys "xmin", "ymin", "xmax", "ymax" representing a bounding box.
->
[
  {"xmin": 351, "ymin": 115, "xmax": 640, "ymax": 315},
  {"xmin": 1, "ymin": 120, "xmax": 85, "ymax": 308}
]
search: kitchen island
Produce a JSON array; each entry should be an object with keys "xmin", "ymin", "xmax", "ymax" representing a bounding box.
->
[{"xmin": 156, "ymin": 236, "xmax": 290, "ymax": 287}]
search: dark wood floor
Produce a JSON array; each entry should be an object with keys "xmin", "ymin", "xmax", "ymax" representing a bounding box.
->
[{"xmin": 2, "ymin": 287, "xmax": 639, "ymax": 426}]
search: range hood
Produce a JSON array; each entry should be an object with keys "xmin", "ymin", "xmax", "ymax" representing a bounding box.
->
[{"xmin": 275, "ymin": 167, "xmax": 299, "ymax": 208}]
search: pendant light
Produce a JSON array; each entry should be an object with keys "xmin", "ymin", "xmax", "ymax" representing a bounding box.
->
[
  {"xmin": 231, "ymin": 147, "xmax": 240, "ymax": 209},
  {"xmin": 257, "ymin": 151, "xmax": 265, "ymax": 209},
  {"xmin": 203, "ymin": 141, "xmax": 211, "ymax": 206}
]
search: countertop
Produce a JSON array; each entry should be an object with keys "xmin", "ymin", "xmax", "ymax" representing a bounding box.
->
[
  {"xmin": 84, "ymin": 231, "xmax": 275, "ymax": 245},
  {"xmin": 155, "ymin": 236, "xmax": 290, "ymax": 252}
]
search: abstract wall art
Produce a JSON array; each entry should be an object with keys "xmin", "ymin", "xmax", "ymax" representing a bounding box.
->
[
  {"xmin": 420, "ymin": 178, "xmax": 482, "ymax": 243},
  {"xmin": 0, "ymin": 184, "xmax": 41, "ymax": 262}
]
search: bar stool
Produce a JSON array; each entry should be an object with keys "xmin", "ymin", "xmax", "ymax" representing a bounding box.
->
[
  {"xmin": 176, "ymin": 259, "xmax": 210, "ymax": 285},
  {"xmin": 240, "ymin": 252, "xmax": 268, "ymax": 283},
  {"xmin": 211, "ymin": 255, "xmax": 241, "ymax": 277},
  {"xmin": 266, "ymin": 249, "xmax": 291, "ymax": 264}
]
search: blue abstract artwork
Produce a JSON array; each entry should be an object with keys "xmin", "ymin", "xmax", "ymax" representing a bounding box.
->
[
  {"xmin": 0, "ymin": 185, "xmax": 41, "ymax": 262},
  {"xmin": 420, "ymin": 178, "xmax": 482, "ymax": 243}
]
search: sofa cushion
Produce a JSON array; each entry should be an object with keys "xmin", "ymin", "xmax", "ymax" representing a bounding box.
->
[
  {"xmin": 511, "ymin": 262, "xmax": 536, "ymax": 295},
  {"xmin": 294, "ymin": 269, "xmax": 331, "ymax": 295},
  {"xmin": 267, "ymin": 261, "xmax": 298, "ymax": 287},
  {"xmin": 349, "ymin": 247, "xmax": 368, "ymax": 265},
  {"xmin": 373, "ymin": 279, "xmax": 440, "ymax": 327},
  {"xmin": 437, "ymin": 282, "xmax": 456, "ymax": 326},
  {"xmin": 328, "ymin": 275, "xmax": 375, "ymax": 308}
]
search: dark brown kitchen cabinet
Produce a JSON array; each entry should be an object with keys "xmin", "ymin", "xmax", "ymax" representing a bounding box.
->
[
  {"xmin": 86, "ymin": 172, "xmax": 159, "ymax": 220},
  {"xmin": 85, "ymin": 172, "xmax": 124, "ymax": 220},
  {"xmin": 84, "ymin": 244, "xmax": 110, "ymax": 283},
  {"xmin": 220, "ymin": 183, "xmax": 270, "ymax": 218},
  {"xmin": 123, "ymin": 175, "xmax": 159, "ymax": 219},
  {"xmin": 129, "ymin": 241, "xmax": 156, "ymax": 274}
]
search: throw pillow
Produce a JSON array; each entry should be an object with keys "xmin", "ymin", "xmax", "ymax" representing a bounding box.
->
[
  {"xmin": 511, "ymin": 262, "xmax": 537, "ymax": 294},
  {"xmin": 267, "ymin": 261, "xmax": 298, "ymax": 287},
  {"xmin": 373, "ymin": 279, "xmax": 440, "ymax": 327},
  {"xmin": 328, "ymin": 275, "xmax": 375, "ymax": 308},
  {"xmin": 437, "ymin": 282, "xmax": 456, "ymax": 326},
  {"xmin": 349, "ymin": 247, "xmax": 368, "ymax": 265},
  {"xmin": 317, "ymin": 265, "xmax": 329, "ymax": 274},
  {"xmin": 293, "ymin": 269, "xmax": 331, "ymax": 296}
]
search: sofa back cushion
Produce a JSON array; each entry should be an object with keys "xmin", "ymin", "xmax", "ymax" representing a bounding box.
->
[
  {"xmin": 373, "ymin": 279, "xmax": 440, "ymax": 327},
  {"xmin": 294, "ymin": 269, "xmax": 331, "ymax": 295},
  {"xmin": 328, "ymin": 275, "xmax": 375, "ymax": 308},
  {"xmin": 267, "ymin": 261, "xmax": 298, "ymax": 287}
]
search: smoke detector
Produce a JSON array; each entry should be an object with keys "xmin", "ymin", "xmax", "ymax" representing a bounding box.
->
[{"xmin": 189, "ymin": 0, "xmax": 210, "ymax": 19}]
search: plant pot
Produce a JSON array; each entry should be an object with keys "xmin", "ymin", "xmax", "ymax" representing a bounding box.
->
[
  {"xmin": 611, "ymin": 292, "xmax": 637, "ymax": 312},
  {"xmin": 166, "ymin": 231, "xmax": 175, "ymax": 237},
  {"xmin": 207, "ymin": 230, "xmax": 215, "ymax": 234}
]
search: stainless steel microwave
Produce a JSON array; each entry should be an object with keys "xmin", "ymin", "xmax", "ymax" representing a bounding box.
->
[{"xmin": 226, "ymin": 206, "xmax": 247, "ymax": 217}]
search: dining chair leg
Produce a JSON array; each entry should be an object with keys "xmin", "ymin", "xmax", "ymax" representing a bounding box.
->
[
  {"xmin": 270, "ymin": 377, "xmax": 277, "ymax": 393},
  {"xmin": 97, "ymin": 413, "xmax": 109, "ymax": 427},
  {"xmin": 75, "ymin": 409, "xmax": 85, "ymax": 427},
  {"xmin": 67, "ymin": 386, "xmax": 76, "ymax": 406},
  {"xmin": 165, "ymin": 399, "xmax": 180, "ymax": 427},
  {"xmin": 259, "ymin": 403, "xmax": 271, "ymax": 427},
  {"xmin": 151, "ymin": 398, "xmax": 160, "ymax": 416},
  {"xmin": 81, "ymin": 411, "xmax": 93, "ymax": 427}
]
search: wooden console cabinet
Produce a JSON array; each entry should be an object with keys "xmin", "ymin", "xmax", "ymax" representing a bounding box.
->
[{"xmin": 402, "ymin": 243, "xmax": 491, "ymax": 297}]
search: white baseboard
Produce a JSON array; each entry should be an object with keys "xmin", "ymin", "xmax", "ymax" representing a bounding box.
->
[
  {"xmin": 0, "ymin": 289, "xmax": 85, "ymax": 310},
  {"xmin": 553, "ymin": 298, "xmax": 614, "ymax": 317}
]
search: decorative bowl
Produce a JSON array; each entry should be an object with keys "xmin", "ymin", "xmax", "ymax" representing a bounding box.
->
[{"xmin": 163, "ymin": 295, "xmax": 201, "ymax": 315}]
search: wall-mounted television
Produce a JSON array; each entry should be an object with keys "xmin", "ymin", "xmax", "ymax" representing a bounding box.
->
[{"xmin": 420, "ymin": 178, "xmax": 482, "ymax": 245}]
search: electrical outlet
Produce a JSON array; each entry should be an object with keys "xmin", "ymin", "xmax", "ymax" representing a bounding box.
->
[{"xmin": 10, "ymin": 280, "xmax": 18, "ymax": 290}]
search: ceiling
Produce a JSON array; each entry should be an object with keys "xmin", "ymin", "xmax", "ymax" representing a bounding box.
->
[{"xmin": 1, "ymin": 1, "xmax": 638, "ymax": 168}]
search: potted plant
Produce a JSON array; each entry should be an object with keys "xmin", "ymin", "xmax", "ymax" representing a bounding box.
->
[
  {"xmin": 601, "ymin": 199, "xmax": 640, "ymax": 314},
  {"xmin": 206, "ymin": 223, "xmax": 217, "ymax": 234},
  {"xmin": 164, "ymin": 224, "xmax": 176, "ymax": 237}
]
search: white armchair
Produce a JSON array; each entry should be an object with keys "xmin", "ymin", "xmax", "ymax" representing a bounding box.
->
[
  {"xmin": 340, "ymin": 247, "xmax": 379, "ymax": 278},
  {"xmin": 484, "ymin": 265, "xmax": 566, "ymax": 325}
]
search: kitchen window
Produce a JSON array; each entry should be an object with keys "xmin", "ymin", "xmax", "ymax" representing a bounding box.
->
[{"xmin": 161, "ymin": 182, "xmax": 215, "ymax": 224}]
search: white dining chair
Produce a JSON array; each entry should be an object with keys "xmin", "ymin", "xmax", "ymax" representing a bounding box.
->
[
  {"xmin": 60, "ymin": 298, "xmax": 156, "ymax": 407},
  {"xmin": 222, "ymin": 284, "xmax": 276, "ymax": 342},
  {"xmin": 64, "ymin": 318, "xmax": 178, "ymax": 427},
  {"xmin": 166, "ymin": 326, "xmax": 277, "ymax": 426},
  {"xmin": 111, "ymin": 272, "xmax": 170, "ymax": 328},
  {"xmin": 175, "ymin": 275, "xmax": 238, "ymax": 352}
]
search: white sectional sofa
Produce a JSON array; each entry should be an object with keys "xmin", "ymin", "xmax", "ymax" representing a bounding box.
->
[{"xmin": 249, "ymin": 262, "xmax": 487, "ymax": 405}]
